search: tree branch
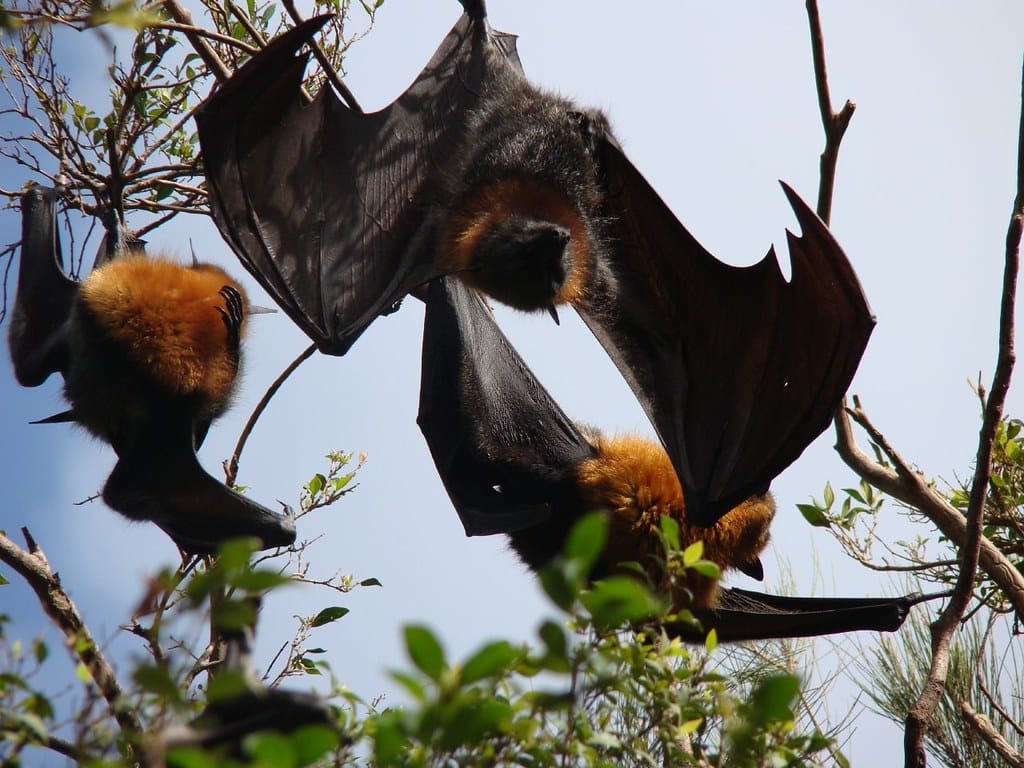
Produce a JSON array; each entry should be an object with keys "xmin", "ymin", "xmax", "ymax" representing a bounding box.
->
[
  {"xmin": 161, "ymin": 0, "xmax": 230, "ymax": 82},
  {"xmin": 905, "ymin": 53, "xmax": 1024, "ymax": 768},
  {"xmin": 225, "ymin": 343, "xmax": 317, "ymax": 487},
  {"xmin": 957, "ymin": 699, "xmax": 1024, "ymax": 768},
  {"xmin": 0, "ymin": 528, "xmax": 142, "ymax": 748}
]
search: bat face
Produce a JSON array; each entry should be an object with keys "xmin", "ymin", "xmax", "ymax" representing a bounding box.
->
[
  {"xmin": 198, "ymin": 3, "xmax": 874, "ymax": 531},
  {"xmin": 7, "ymin": 186, "xmax": 295, "ymax": 554}
]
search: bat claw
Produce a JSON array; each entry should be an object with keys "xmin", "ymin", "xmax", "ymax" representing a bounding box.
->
[{"xmin": 216, "ymin": 285, "xmax": 244, "ymax": 349}]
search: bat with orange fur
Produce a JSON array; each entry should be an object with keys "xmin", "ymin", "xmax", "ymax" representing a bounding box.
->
[
  {"xmin": 418, "ymin": 276, "xmax": 939, "ymax": 642},
  {"xmin": 7, "ymin": 185, "xmax": 295, "ymax": 553},
  {"xmin": 197, "ymin": 0, "xmax": 874, "ymax": 529}
]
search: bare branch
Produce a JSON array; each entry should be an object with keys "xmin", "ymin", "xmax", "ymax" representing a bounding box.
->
[
  {"xmin": 957, "ymin": 699, "xmax": 1024, "ymax": 768},
  {"xmin": 225, "ymin": 343, "xmax": 317, "ymax": 487},
  {"xmin": 0, "ymin": 528, "xmax": 143, "ymax": 747},
  {"xmin": 905, "ymin": 52, "xmax": 1023, "ymax": 767},
  {"xmin": 805, "ymin": 0, "xmax": 855, "ymax": 225},
  {"xmin": 281, "ymin": 0, "xmax": 362, "ymax": 112},
  {"xmin": 161, "ymin": 0, "xmax": 231, "ymax": 82},
  {"xmin": 846, "ymin": 399, "xmax": 1024, "ymax": 621}
]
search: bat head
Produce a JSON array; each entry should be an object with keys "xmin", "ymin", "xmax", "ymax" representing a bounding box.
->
[{"xmin": 470, "ymin": 217, "xmax": 574, "ymax": 310}]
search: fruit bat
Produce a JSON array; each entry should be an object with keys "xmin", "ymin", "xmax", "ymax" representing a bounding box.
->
[
  {"xmin": 196, "ymin": 0, "xmax": 875, "ymax": 529},
  {"xmin": 7, "ymin": 185, "xmax": 295, "ymax": 554},
  {"xmin": 417, "ymin": 275, "xmax": 938, "ymax": 642}
]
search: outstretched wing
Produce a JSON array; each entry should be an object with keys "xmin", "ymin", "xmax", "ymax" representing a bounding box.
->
[
  {"xmin": 418, "ymin": 276, "xmax": 595, "ymax": 536},
  {"xmin": 8, "ymin": 186, "xmax": 79, "ymax": 387},
  {"xmin": 197, "ymin": 3, "xmax": 522, "ymax": 355},
  {"xmin": 584, "ymin": 142, "xmax": 875, "ymax": 527},
  {"xmin": 670, "ymin": 588, "xmax": 946, "ymax": 643},
  {"xmin": 103, "ymin": 412, "xmax": 296, "ymax": 554}
]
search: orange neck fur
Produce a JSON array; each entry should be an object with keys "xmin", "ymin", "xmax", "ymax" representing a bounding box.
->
[
  {"xmin": 78, "ymin": 254, "xmax": 246, "ymax": 405},
  {"xmin": 574, "ymin": 433, "xmax": 775, "ymax": 609}
]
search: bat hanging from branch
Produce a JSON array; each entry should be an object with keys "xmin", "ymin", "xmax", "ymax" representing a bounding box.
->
[
  {"xmin": 418, "ymin": 275, "xmax": 943, "ymax": 642},
  {"xmin": 197, "ymin": 0, "xmax": 875, "ymax": 529},
  {"xmin": 6, "ymin": 185, "xmax": 295, "ymax": 554}
]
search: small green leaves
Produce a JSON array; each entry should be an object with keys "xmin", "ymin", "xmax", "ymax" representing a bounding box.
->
[
  {"xmin": 459, "ymin": 640, "xmax": 520, "ymax": 685},
  {"xmin": 311, "ymin": 606, "xmax": 350, "ymax": 627},
  {"xmin": 404, "ymin": 625, "xmax": 446, "ymax": 682},
  {"xmin": 581, "ymin": 576, "xmax": 661, "ymax": 630}
]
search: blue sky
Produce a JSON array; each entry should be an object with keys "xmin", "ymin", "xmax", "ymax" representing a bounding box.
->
[{"xmin": 2, "ymin": 2, "xmax": 1023, "ymax": 763}]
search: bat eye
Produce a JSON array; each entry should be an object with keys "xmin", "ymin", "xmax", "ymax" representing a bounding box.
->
[{"xmin": 492, "ymin": 484, "xmax": 505, "ymax": 494}]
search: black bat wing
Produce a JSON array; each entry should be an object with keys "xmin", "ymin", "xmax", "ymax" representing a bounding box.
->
[
  {"xmin": 418, "ymin": 276, "xmax": 595, "ymax": 536},
  {"xmin": 8, "ymin": 186, "xmax": 78, "ymax": 387},
  {"xmin": 669, "ymin": 588, "xmax": 946, "ymax": 643},
  {"xmin": 197, "ymin": 2, "xmax": 521, "ymax": 355},
  {"xmin": 103, "ymin": 412, "xmax": 296, "ymax": 554},
  {"xmin": 583, "ymin": 142, "xmax": 875, "ymax": 527}
]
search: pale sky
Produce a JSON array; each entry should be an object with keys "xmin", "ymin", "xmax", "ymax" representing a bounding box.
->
[{"xmin": 2, "ymin": 2, "xmax": 1023, "ymax": 764}]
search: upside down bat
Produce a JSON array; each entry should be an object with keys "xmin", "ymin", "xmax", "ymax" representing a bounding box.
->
[
  {"xmin": 7, "ymin": 186, "xmax": 295, "ymax": 554},
  {"xmin": 418, "ymin": 275, "xmax": 940, "ymax": 642},
  {"xmin": 196, "ymin": 0, "xmax": 875, "ymax": 529}
]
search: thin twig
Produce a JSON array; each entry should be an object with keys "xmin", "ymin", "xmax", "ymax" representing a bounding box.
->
[
  {"xmin": 225, "ymin": 343, "xmax": 317, "ymax": 486},
  {"xmin": 280, "ymin": 0, "xmax": 363, "ymax": 112},
  {"xmin": 161, "ymin": 0, "xmax": 231, "ymax": 82},
  {"xmin": 805, "ymin": 0, "xmax": 854, "ymax": 226}
]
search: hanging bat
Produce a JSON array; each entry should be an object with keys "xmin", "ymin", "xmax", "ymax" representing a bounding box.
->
[
  {"xmin": 418, "ymin": 275, "xmax": 938, "ymax": 642},
  {"xmin": 7, "ymin": 185, "xmax": 295, "ymax": 554},
  {"xmin": 196, "ymin": 0, "xmax": 875, "ymax": 529}
]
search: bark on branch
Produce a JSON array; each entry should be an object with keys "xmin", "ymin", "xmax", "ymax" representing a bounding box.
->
[{"xmin": 0, "ymin": 528, "xmax": 142, "ymax": 748}]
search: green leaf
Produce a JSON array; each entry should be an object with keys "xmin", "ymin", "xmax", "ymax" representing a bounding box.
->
[
  {"xmin": 582, "ymin": 576, "xmax": 661, "ymax": 629},
  {"xmin": 682, "ymin": 540, "xmax": 704, "ymax": 567},
  {"xmin": 538, "ymin": 620, "xmax": 567, "ymax": 662},
  {"xmin": 660, "ymin": 515, "xmax": 681, "ymax": 551},
  {"xmin": 539, "ymin": 562, "xmax": 577, "ymax": 611},
  {"xmin": 444, "ymin": 697, "xmax": 513, "ymax": 748},
  {"xmin": 690, "ymin": 561, "xmax": 721, "ymax": 580},
  {"xmin": 244, "ymin": 731, "xmax": 296, "ymax": 766},
  {"xmin": 460, "ymin": 641, "xmax": 520, "ymax": 685},
  {"xmin": 232, "ymin": 569, "xmax": 291, "ymax": 592},
  {"xmin": 307, "ymin": 473, "xmax": 325, "ymax": 496},
  {"xmin": 566, "ymin": 512, "xmax": 608, "ymax": 570},
  {"xmin": 216, "ymin": 537, "xmax": 260, "ymax": 570},
  {"xmin": 291, "ymin": 724, "xmax": 338, "ymax": 763},
  {"xmin": 311, "ymin": 606, "xmax": 349, "ymax": 627},
  {"xmin": 166, "ymin": 746, "xmax": 219, "ymax": 768},
  {"xmin": 212, "ymin": 598, "xmax": 257, "ymax": 632},
  {"xmin": 133, "ymin": 664, "xmax": 182, "ymax": 702},
  {"xmin": 704, "ymin": 628, "xmax": 718, "ymax": 653},
  {"xmin": 373, "ymin": 711, "xmax": 409, "ymax": 764},
  {"xmin": 797, "ymin": 503, "xmax": 830, "ymax": 528},
  {"xmin": 823, "ymin": 481, "xmax": 835, "ymax": 509},
  {"xmin": 389, "ymin": 670, "xmax": 427, "ymax": 701},
  {"xmin": 205, "ymin": 669, "xmax": 251, "ymax": 703},
  {"xmin": 404, "ymin": 625, "xmax": 445, "ymax": 682},
  {"xmin": 0, "ymin": 572, "xmax": 8, "ymax": 585},
  {"xmin": 750, "ymin": 673, "xmax": 800, "ymax": 723},
  {"xmin": 359, "ymin": 577, "xmax": 382, "ymax": 587}
]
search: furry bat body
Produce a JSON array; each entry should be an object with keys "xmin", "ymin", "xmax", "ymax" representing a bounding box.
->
[
  {"xmin": 8, "ymin": 186, "xmax": 295, "ymax": 553},
  {"xmin": 197, "ymin": 0, "xmax": 874, "ymax": 528},
  {"xmin": 418, "ymin": 276, "xmax": 936, "ymax": 642}
]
